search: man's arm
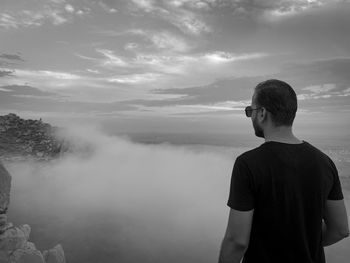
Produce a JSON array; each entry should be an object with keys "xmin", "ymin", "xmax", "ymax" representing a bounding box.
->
[
  {"xmin": 218, "ymin": 208, "xmax": 254, "ymax": 263},
  {"xmin": 322, "ymin": 199, "xmax": 349, "ymax": 247}
]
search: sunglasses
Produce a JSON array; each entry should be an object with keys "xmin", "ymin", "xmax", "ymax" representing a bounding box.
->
[{"xmin": 245, "ymin": 106, "xmax": 262, "ymax": 117}]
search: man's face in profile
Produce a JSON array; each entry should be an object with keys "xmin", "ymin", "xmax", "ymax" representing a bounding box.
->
[{"xmin": 251, "ymin": 92, "xmax": 264, "ymax": 138}]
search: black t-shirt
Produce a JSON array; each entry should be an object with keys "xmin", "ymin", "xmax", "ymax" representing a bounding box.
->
[{"xmin": 227, "ymin": 140, "xmax": 344, "ymax": 263}]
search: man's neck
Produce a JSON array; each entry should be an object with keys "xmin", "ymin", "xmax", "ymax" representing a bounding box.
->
[{"xmin": 263, "ymin": 126, "xmax": 302, "ymax": 144}]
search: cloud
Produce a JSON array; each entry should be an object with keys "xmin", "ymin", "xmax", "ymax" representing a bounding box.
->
[
  {"xmin": 97, "ymin": 1, "xmax": 118, "ymax": 13},
  {"xmin": 302, "ymin": 84, "xmax": 336, "ymax": 94},
  {"xmin": 96, "ymin": 49, "xmax": 130, "ymax": 67},
  {"xmin": 297, "ymin": 93, "xmax": 331, "ymax": 101},
  {"xmin": 0, "ymin": 87, "xmax": 12, "ymax": 92},
  {"xmin": 126, "ymin": 51, "xmax": 267, "ymax": 77},
  {"xmin": 0, "ymin": 68, "xmax": 115, "ymax": 99},
  {"xmin": 133, "ymin": 99, "xmax": 249, "ymax": 116},
  {"xmin": 0, "ymin": 84, "xmax": 137, "ymax": 113},
  {"xmin": 0, "ymin": 9, "xmax": 69, "ymax": 29},
  {"xmin": 0, "ymin": 63, "xmax": 184, "ymax": 103},
  {"xmin": 115, "ymin": 57, "xmax": 350, "ymax": 114},
  {"xmin": 298, "ymin": 83, "xmax": 350, "ymax": 101},
  {"xmin": 120, "ymin": 76, "xmax": 262, "ymax": 108},
  {"xmin": 147, "ymin": 31, "xmax": 191, "ymax": 52},
  {"xmin": 0, "ymin": 84, "xmax": 59, "ymax": 97},
  {"xmin": 203, "ymin": 52, "xmax": 267, "ymax": 64},
  {"xmin": 90, "ymin": 51, "xmax": 185, "ymax": 73},
  {"xmin": 50, "ymin": 0, "xmax": 66, "ymax": 3},
  {"xmin": 64, "ymin": 4, "xmax": 75, "ymax": 13},
  {"xmin": 2, "ymin": 0, "xmax": 348, "ymax": 118},
  {"xmin": 6, "ymin": 124, "xmax": 234, "ymax": 262},
  {"xmin": 49, "ymin": 10, "xmax": 69, "ymax": 25},
  {"xmin": 0, "ymin": 53, "xmax": 24, "ymax": 61},
  {"xmin": 12, "ymin": 69, "xmax": 81, "ymax": 80},
  {"xmin": 167, "ymin": 0, "xmax": 211, "ymax": 10},
  {"xmin": 279, "ymin": 58, "xmax": 350, "ymax": 92},
  {"xmin": 107, "ymin": 73, "xmax": 163, "ymax": 84},
  {"xmin": 0, "ymin": 70, "xmax": 14, "ymax": 77},
  {"xmin": 124, "ymin": 42, "xmax": 139, "ymax": 51},
  {"xmin": 167, "ymin": 9, "xmax": 210, "ymax": 35},
  {"xmin": 0, "ymin": 13, "xmax": 20, "ymax": 29},
  {"xmin": 130, "ymin": 0, "xmax": 156, "ymax": 12},
  {"xmin": 129, "ymin": 0, "xmax": 211, "ymax": 35},
  {"xmin": 86, "ymin": 69, "xmax": 100, "ymax": 74},
  {"xmin": 74, "ymin": 53, "xmax": 100, "ymax": 62},
  {"xmin": 101, "ymin": 29, "xmax": 192, "ymax": 52},
  {"xmin": 197, "ymin": 0, "xmax": 332, "ymax": 16},
  {"xmin": 238, "ymin": 1, "xmax": 350, "ymax": 55},
  {"xmin": 70, "ymin": 48, "xmax": 270, "ymax": 106},
  {"xmin": 0, "ymin": 0, "xmax": 95, "ymax": 29},
  {"xmin": 78, "ymin": 46, "xmax": 266, "ymax": 80},
  {"xmin": 158, "ymin": 0, "xmax": 339, "ymax": 18},
  {"xmin": 0, "ymin": 53, "xmax": 24, "ymax": 70}
]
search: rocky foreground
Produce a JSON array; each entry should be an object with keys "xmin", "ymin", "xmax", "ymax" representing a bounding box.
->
[{"xmin": 0, "ymin": 113, "xmax": 66, "ymax": 262}]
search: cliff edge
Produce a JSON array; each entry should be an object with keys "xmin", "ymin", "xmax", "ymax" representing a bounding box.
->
[
  {"xmin": 0, "ymin": 113, "xmax": 66, "ymax": 262},
  {"xmin": 0, "ymin": 113, "xmax": 69, "ymax": 161}
]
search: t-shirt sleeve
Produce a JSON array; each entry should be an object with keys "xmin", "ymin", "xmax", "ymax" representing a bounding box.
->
[
  {"xmin": 327, "ymin": 157, "xmax": 344, "ymax": 200},
  {"xmin": 227, "ymin": 156, "xmax": 255, "ymax": 211}
]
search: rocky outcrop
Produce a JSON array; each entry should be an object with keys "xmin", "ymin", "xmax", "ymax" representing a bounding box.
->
[
  {"xmin": 42, "ymin": 245, "xmax": 65, "ymax": 263},
  {"xmin": 0, "ymin": 113, "xmax": 69, "ymax": 161},
  {"xmin": 0, "ymin": 160, "xmax": 66, "ymax": 263}
]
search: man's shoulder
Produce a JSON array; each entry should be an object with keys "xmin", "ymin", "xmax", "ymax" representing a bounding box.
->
[
  {"xmin": 236, "ymin": 140, "xmax": 332, "ymax": 163},
  {"xmin": 300, "ymin": 141, "xmax": 333, "ymax": 162},
  {"xmin": 236, "ymin": 144, "xmax": 266, "ymax": 162}
]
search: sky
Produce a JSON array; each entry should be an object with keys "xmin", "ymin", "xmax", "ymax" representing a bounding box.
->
[{"xmin": 0, "ymin": 0, "xmax": 350, "ymax": 136}]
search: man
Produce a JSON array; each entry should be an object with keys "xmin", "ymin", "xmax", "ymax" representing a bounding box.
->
[{"xmin": 218, "ymin": 79, "xmax": 349, "ymax": 263}]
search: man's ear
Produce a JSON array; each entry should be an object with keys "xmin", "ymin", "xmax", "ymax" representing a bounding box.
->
[{"xmin": 259, "ymin": 107, "xmax": 268, "ymax": 122}]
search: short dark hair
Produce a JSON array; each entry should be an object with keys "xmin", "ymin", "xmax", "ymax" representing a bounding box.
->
[{"xmin": 254, "ymin": 79, "xmax": 297, "ymax": 127}]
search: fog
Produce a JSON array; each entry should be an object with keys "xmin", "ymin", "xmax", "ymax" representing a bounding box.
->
[
  {"xmin": 4, "ymin": 125, "xmax": 350, "ymax": 263},
  {"xmin": 5, "ymin": 125, "xmax": 238, "ymax": 263}
]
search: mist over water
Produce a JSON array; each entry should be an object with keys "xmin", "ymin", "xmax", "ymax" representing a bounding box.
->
[
  {"xmin": 5, "ymin": 125, "xmax": 238, "ymax": 263},
  {"xmin": 4, "ymin": 125, "xmax": 350, "ymax": 263}
]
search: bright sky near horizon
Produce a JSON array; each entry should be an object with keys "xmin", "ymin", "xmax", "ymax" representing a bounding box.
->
[{"xmin": 0, "ymin": 0, "xmax": 350, "ymax": 135}]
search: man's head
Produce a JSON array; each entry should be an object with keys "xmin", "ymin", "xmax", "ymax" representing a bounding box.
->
[{"xmin": 249, "ymin": 79, "xmax": 298, "ymax": 138}]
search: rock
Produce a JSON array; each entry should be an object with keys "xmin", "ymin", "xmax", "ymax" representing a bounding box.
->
[
  {"xmin": 10, "ymin": 242, "xmax": 45, "ymax": 263},
  {"xmin": 0, "ymin": 222, "xmax": 13, "ymax": 235},
  {"xmin": 36, "ymin": 152, "xmax": 44, "ymax": 158},
  {"xmin": 0, "ymin": 162, "xmax": 11, "ymax": 214},
  {"xmin": 0, "ymin": 250, "xmax": 9, "ymax": 262},
  {"xmin": 0, "ymin": 160, "xmax": 66, "ymax": 262},
  {"xmin": 0, "ymin": 214, "xmax": 7, "ymax": 227},
  {"xmin": 42, "ymin": 244, "xmax": 65, "ymax": 263},
  {"xmin": 0, "ymin": 224, "xmax": 30, "ymax": 253}
]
